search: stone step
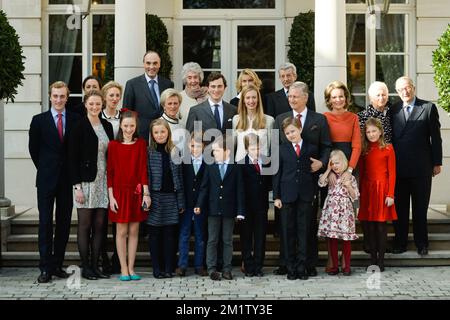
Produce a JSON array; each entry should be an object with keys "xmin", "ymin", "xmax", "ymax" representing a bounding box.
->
[
  {"xmin": 6, "ymin": 233, "xmax": 450, "ymax": 252},
  {"xmin": 2, "ymin": 250, "xmax": 450, "ymax": 268},
  {"xmin": 8, "ymin": 219, "xmax": 450, "ymax": 235}
]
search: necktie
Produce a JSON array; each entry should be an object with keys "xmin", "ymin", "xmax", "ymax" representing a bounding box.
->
[
  {"xmin": 213, "ymin": 104, "xmax": 221, "ymax": 130},
  {"xmin": 405, "ymin": 105, "xmax": 411, "ymax": 120},
  {"xmin": 285, "ymin": 89, "xmax": 289, "ymax": 98},
  {"xmin": 148, "ymin": 79, "xmax": 159, "ymax": 108},
  {"xmin": 253, "ymin": 159, "xmax": 261, "ymax": 174},
  {"xmin": 295, "ymin": 143, "xmax": 300, "ymax": 157},
  {"xmin": 193, "ymin": 162, "xmax": 200, "ymax": 175},
  {"xmin": 219, "ymin": 163, "xmax": 225, "ymax": 180},
  {"xmin": 57, "ymin": 113, "xmax": 63, "ymax": 142},
  {"xmin": 296, "ymin": 114, "xmax": 302, "ymax": 127}
]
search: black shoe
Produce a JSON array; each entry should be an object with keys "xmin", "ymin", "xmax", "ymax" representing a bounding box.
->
[
  {"xmin": 222, "ymin": 271, "xmax": 233, "ymax": 280},
  {"xmin": 273, "ymin": 266, "xmax": 288, "ymax": 275},
  {"xmin": 154, "ymin": 273, "xmax": 166, "ymax": 279},
  {"xmin": 37, "ymin": 272, "xmax": 52, "ymax": 283},
  {"xmin": 418, "ymin": 247, "xmax": 428, "ymax": 256},
  {"xmin": 297, "ymin": 271, "xmax": 309, "ymax": 280},
  {"xmin": 164, "ymin": 272, "xmax": 174, "ymax": 278},
  {"xmin": 52, "ymin": 268, "xmax": 70, "ymax": 279},
  {"xmin": 287, "ymin": 272, "xmax": 297, "ymax": 280},
  {"xmin": 307, "ymin": 267, "xmax": 317, "ymax": 277},
  {"xmin": 392, "ymin": 247, "xmax": 407, "ymax": 254},
  {"xmin": 343, "ymin": 269, "xmax": 352, "ymax": 276},
  {"xmin": 176, "ymin": 268, "xmax": 187, "ymax": 277},
  {"xmin": 93, "ymin": 268, "xmax": 110, "ymax": 279},
  {"xmin": 210, "ymin": 271, "xmax": 221, "ymax": 281},
  {"xmin": 327, "ymin": 270, "xmax": 339, "ymax": 276},
  {"xmin": 82, "ymin": 268, "xmax": 98, "ymax": 280},
  {"xmin": 255, "ymin": 271, "xmax": 264, "ymax": 277}
]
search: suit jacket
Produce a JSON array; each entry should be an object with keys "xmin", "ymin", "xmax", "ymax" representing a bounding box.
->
[
  {"xmin": 242, "ymin": 155, "xmax": 272, "ymax": 213},
  {"xmin": 186, "ymin": 100, "xmax": 237, "ymax": 134},
  {"xmin": 274, "ymin": 110, "xmax": 332, "ymax": 167},
  {"xmin": 196, "ymin": 162, "xmax": 245, "ymax": 218},
  {"xmin": 273, "ymin": 141, "xmax": 319, "ymax": 203},
  {"xmin": 266, "ymin": 89, "xmax": 316, "ymax": 118},
  {"xmin": 182, "ymin": 161, "xmax": 206, "ymax": 209},
  {"xmin": 29, "ymin": 110, "xmax": 81, "ymax": 192},
  {"xmin": 391, "ymin": 97, "xmax": 442, "ymax": 178},
  {"xmin": 122, "ymin": 74, "xmax": 174, "ymax": 140},
  {"xmin": 68, "ymin": 116, "xmax": 114, "ymax": 185},
  {"xmin": 147, "ymin": 148, "xmax": 185, "ymax": 210}
]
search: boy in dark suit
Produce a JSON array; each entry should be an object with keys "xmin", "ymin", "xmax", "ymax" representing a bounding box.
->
[
  {"xmin": 273, "ymin": 117, "xmax": 319, "ymax": 281},
  {"xmin": 28, "ymin": 81, "xmax": 81, "ymax": 283},
  {"xmin": 177, "ymin": 133, "xmax": 208, "ymax": 277},
  {"xmin": 241, "ymin": 133, "xmax": 271, "ymax": 277},
  {"xmin": 195, "ymin": 135, "xmax": 245, "ymax": 281}
]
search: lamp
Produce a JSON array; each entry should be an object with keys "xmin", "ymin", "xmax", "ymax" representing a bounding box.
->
[{"xmin": 366, "ymin": 0, "xmax": 390, "ymax": 15}]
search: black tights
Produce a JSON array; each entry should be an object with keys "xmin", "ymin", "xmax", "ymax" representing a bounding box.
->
[
  {"xmin": 367, "ymin": 221, "xmax": 387, "ymax": 268},
  {"xmin": 77, "ymin": 208, "xmax": 107, "ymax": 269}
]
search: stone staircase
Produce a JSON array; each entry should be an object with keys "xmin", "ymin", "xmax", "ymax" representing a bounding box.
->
[{"xmin": 2, "ymin": 206, "xmax": 450, "ymax": 268}]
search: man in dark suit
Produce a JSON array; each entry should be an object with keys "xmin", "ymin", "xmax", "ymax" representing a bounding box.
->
[
  {"xmin": 123, "ymin": 50, "xmax": 174, "ymax": 140},
  {"xmin": 186, "ymin": 72, "xmax": 237, "ymax": 136},
  {"xmin": 28, "ymin": 81, "xmax": 80, "ymax": 283},
  {"xmin": 273, "ymin": 81, "xmax": 332, "ymax": 277},
  {"xmin": 391, "ymin": 76, "xmax": 442, "ymax": 256},
  {"xmin": 266, "ymin": 62, "xmax": 316, "ymax": 119}
]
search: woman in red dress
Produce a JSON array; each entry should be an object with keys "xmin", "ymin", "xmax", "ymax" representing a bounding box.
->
[
  {"xmin": 358, "ymin": 117, "xmax": 397, "ymax": 272},
  {"xmin": 107, "ymin": 110, "xmax": 151, "ymax": 281}
]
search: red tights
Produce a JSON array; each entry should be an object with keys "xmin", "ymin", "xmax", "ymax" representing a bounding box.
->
[{"xmin": 327, "ymin": 238, "xmax": 351, "ymax": 273}]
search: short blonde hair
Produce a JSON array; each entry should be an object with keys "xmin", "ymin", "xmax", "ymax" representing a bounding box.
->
[
  {"xmin": 102, "ymin": 81, "xmax": 123, "ymax": 99},
  {"xmin": 160, "ymin": 88, "xmax": 182, "ymax": 108},
  {"xmin": 49, "ymin": 81, "xmax": 70, "ymax": 97},
  {"xmin": 235, "ymin": 69, "xmax": 262, "ymax": 92},
  {"xmin": 324, "ymin": 80, "xmax": 351, "ymax": 111},
  {"xmin": 330, "ymin": 149, "xmax": 348, "ymax": 171}
]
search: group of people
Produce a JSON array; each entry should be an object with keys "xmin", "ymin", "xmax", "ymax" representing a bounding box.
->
[{"xmin": 28, "ymin": 50, "xmax": 442, "ymax": 284}]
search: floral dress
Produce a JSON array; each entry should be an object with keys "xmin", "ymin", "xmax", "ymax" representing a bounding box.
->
[{"xmin": 317, "ymin": 174, "xmax": 359, "ymax": 241}]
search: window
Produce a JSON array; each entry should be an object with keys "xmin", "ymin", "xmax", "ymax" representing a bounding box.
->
[
  {"xmin": 346, "ymin": 1, "xmax": 414, "ymax": 108},
  {"xmin": 183, "ymin": 0, "xmax": 275, "ymax": 9}
]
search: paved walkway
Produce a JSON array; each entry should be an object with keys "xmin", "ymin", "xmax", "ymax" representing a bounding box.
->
[{"xmin": 1, "ymin": 266, "xmax": 450, "ymax": 300}]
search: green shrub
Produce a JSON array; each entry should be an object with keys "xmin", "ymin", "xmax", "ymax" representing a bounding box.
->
[
  {"xmin": 287, "ymin": 11, "xmax": 314, "ymax": 92},
  {"xmin": 432, "ymin": 24, "xmax": 450, "ymax": 113},
  {"xmin": 146, "ymin": 14, "xmax": 172, "ymax": 79},
  {"xmin": 0, "ymin": 10, "xmax": 25, "ymax": 103}
]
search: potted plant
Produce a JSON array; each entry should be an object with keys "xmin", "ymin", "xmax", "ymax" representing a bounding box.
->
[{"xmin": 432, "ymin": 24, "xmax": 450, "ymax": 114}]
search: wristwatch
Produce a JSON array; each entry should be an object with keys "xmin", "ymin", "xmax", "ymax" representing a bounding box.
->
[{"xmin": 347, "ymin": 168, "xmax": 353, "ymax": 174}]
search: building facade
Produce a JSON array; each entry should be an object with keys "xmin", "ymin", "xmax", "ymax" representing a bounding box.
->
[{"xmin": 1, "ymin": 0, "xmax": 449, "ymax": 208}]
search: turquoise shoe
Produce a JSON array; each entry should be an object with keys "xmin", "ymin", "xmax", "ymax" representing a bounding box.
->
[
  {"xmin": 130, "ymin": 274, "xmax": 141, "ymax": 281},
  {"xmin": 119, "ymin": 275, "xmax": 131, "ymax": 281}
]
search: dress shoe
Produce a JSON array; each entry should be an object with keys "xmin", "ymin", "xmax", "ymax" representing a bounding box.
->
[
  {"xmin": 222, "ymin": 271, "xmax": 233, "ymax": 280},
  {"xmin": 255, "ymin": 271, "xmax": 264, "ymax": 277},
  {"xmin": 210, "ymin": 271, "xmax": 221, "ymax": 281},
  {"xmin": 307, "ymin": 267, "xmax": 318, "ymax": 277},
  {"xmin": 327, "ymin": 270, "xmax": 339, "ymax": 276},
  {"xmin": 164, "ymin": 272, "xmax": 174, "ymax": 278},
  {"xmin": 93, "ymin": 268, "xmax": 110, "ymax": 279},
  {"xmin": 82, "ymin": 268, "xmax": 98, "ymax": 280},
  {"xmin": 130, "ymin": 274, "xmax": 141, "ymax": 281},
  {"xmin": 37, "ymin": 272, "xmax": 52, "ymax": 283},
  {"xmin": 52, "ymin": 268, "xmax": 70, "ymax": 279},
  {"xmin": 273, "ymin": 266, "xmax": 288, "ymax": 275},
  {"xmin": 342, "ymin": 269, "xmax": 352, "ymax": 276},
  {"xmin": 418, "ymin": 247, "xmax": 428, "ymax": 255},
  {"xmin": 392, "ymin": 247, "xmax": 407, "ymax": 254},
  {"xmin": 287, "ymin": 272, "xmax": 297, "ymax": 280},
  {"xmin": 195, "ymin": 268, "xmax": 209, "ymax": 277},
  {"xmin": 176, "ymin": 267, "xmax": 186, "ymax": 277},
  {"xmin": 154, "ymin": 273, "xmax": 166, "ymax": 279},
  {"xmin": 244, "ymin": 272, "xmax": 254, "ymax": 277},
  {"xmin": 297, "ymin": 271, "xmax": 309, "ymax": 281}
]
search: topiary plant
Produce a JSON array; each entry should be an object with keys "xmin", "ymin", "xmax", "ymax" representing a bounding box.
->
[
  {"xmin": 432, "ymin": 24, "xmax": 450, "ymax": 114},
  {"xmin": 104, "ymin": 17, "xmax": 115, "ymax": 83},
  {"xmin": 288, "ymin": 11, "xmax": 314, "ymax": 92},
  {"xmin": 0, "ymin": 10, "xmax": 25, "ymax": 103},
  {"xmin": 146, "ymin": 14, "xmax": 173, "ymax": 79}
]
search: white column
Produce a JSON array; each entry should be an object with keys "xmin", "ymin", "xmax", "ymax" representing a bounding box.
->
[
  {"xmin": 114, "ymin": 0, "xmax": 146, "ymax": 86},
  {"xmin": 314, "ymin": 0, "xmax": 347, "ymax": 112}
]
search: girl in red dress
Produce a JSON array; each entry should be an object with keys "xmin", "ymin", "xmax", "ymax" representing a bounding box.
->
[
  {"xmin": 107, "ymin": 110, "xmax": 151, "ymax": 281},
  {"xmin": 358, "ymin": 117, "xmax": 397, "ymax": 272}
]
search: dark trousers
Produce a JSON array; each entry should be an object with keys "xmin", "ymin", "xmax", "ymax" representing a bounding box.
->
[
  {"xmin": 206, "ymin": 216, "xmax": 234, "ymax": 273},
  {"xmin": 393, "ymin": 175, "xmax": 432, "ymax": 250},
  {"xmin": 240, "ymin": 210, "xmax": 267, "ymax": 273},
  {"xmin": 280, "ymin": 199, "xmax": 312, "ymax": 274},
  {"xmin": 178, "ymin": 208, "xmax": 206, "ymax": 269},
  {"xmin": 37, "ymin": 180, "xmax": 73, "ymax": 273},
  {"xmin": 148, "ymin": 224, "xmax": 177, "ymax": 276},
  {"xmin": 306, "ymin": 195, "xmax": 320, "ymax": 269}
]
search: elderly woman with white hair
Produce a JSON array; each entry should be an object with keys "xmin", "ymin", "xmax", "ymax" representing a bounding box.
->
[
  {"xmin": 357, "ymin": 81, "xmax": 393, "ymax": 143},
  {"xmin": 178, "ymin": 62, "xmax": 208, "ymax": 126}
]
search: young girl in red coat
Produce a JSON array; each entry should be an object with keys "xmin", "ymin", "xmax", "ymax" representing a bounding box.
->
[
  {"xmin": 107, "ymin": 110, "xmax": 151, "ymax": 281},
  {"xmin": 358, "ymin": 117, "xmax": 397, "ymax": 272}
]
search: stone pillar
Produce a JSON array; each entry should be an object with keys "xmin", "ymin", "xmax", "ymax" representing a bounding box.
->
[
  {"xmin": 314, "ymin": 0, "xmax": 347, "ymax": 112},
  {"xmin": 114, "ymin": 0, "xmax": 146, "ymax": 87}
]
